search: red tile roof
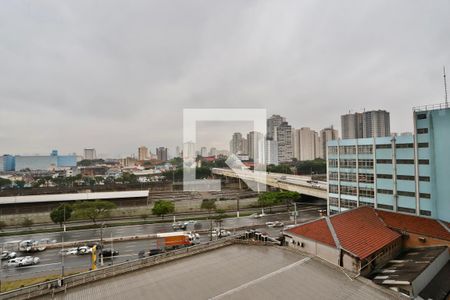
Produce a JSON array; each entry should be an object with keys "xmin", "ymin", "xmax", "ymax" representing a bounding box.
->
[
  {"xmin": 286, "ymin": 207, "xmax": 402, "ymax": 260},
  {"xmin": 376, "ymin": 210, "xmax": 450, "ymax": 241},
  {"xmin": 330, "ymin": 207, "xmax": 401, "ymax": 259},
  {"xmin": 286, "ymin": 218, "xmax": 336, "ymax": 247}
]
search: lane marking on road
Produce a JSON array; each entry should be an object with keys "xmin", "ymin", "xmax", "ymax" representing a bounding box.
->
[{"xmin": 209, "ymin": 257, "xmax": 310, "ymax": 299}]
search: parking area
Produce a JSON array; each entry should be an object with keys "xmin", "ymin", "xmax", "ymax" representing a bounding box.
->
[{"xmin": 39, "ymin": 245, "xmax": 398, "ymax": 300}]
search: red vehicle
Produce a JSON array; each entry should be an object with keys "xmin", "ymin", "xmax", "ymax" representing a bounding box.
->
[{"xmin": 155, "ymin": 232, "xmax": 199, "ymax": 250}]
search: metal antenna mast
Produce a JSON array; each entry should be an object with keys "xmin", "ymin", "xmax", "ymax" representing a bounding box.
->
[{"xmin": 444, "ymin": 66, "xmax": 448, "ymax": 107}]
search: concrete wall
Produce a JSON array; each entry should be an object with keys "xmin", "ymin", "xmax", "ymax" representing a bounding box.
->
[
  {"xmin": 412, "ymin": 248, "xmax": 449, "ymax": 297},
  {"xmin": 174, "ymin": 198, "xmax": 257, "ymax": 212},
  {"xmin": 402, "ymin": 232, "xmax": 450, "ymax": 251},
  {"xmin": 342, "ymin": 253, "xmax": 359, "ymax": 273},
  {"xmin": 285, "ymin": 234, "xmax": 339, "ymax": 265}
]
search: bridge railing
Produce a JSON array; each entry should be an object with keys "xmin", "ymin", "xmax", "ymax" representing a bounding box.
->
[{"xmin": 0, "ymin": 237, "xmax": 238, "ymax": 300}]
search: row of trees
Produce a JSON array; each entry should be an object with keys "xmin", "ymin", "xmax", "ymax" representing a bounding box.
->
[
  {"xmin": 50, "ymin": 200, "xmax": 117, "ymax": 227},
  {"xmin": 257, "ymin": 191, "xmax": 301, "ymax": 211},
  {"xmin": 267, "ymin": 159, "xmax": 326, "ymax": 175},
  {"xmin": 44, "ymin": 191, "xmax": 299, "ymax": 229}
]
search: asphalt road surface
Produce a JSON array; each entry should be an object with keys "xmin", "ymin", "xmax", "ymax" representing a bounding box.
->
[
  {"xmin": 0, "ymin": 205, "xmax": 322, "ymax": 282},
  {"xmin": 0, "ymin": 204, "xmax": 322, "ymax": 245}
]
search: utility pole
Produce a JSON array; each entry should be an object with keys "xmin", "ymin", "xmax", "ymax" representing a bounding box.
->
[
  {"xmin": 61, "ymin": 205, "xmax": 66, "ymax": 280},
  {"xmin": 111, "ymin": 232, "xmax": 113, "ymax": 266},
  {"xmin": 444, "ymin": 66, "xmax": 448, "ymax": 108},
  {"xmin": 294, "ymin": 202, "xmax": 298, "ymax": 225},
  {"xmin": 100, "ymin": 223, "xmax": 105, "ymax": 267}
]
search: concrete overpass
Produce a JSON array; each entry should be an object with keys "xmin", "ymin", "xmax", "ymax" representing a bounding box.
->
[{"xmin": 212, "ymin": 168, "xmax": 328, "ymax": 199}]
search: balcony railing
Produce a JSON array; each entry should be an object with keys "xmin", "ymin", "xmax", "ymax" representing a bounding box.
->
[{"xmin": 413, "ymin": 102, "xmax": 449, "ymax": 112}]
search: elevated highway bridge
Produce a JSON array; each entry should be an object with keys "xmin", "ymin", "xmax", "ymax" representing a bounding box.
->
[{"xmin": 212, "ymin": 168, "xmax": 328, "ymax": 199}]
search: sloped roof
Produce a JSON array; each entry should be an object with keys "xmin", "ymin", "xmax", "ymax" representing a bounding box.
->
[
  {"xmin": 286, "ymin": 206, "xmax": 402, "ymax": 260},
  {"xmin": 330, "ymin": 207, "xmax": 401, "ymax": 259},
  {"xmin": 286, "ymin": 218, "xmax": 336, "ymax": 247},
  {"xmin": 376, "ymin": 209, "xmax": 450, "ymax": 241}
]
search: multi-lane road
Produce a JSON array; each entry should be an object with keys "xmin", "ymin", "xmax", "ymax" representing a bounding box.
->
[{"xmin": 0, "ymin": 204, "xmax": 323, "ymax": 283}]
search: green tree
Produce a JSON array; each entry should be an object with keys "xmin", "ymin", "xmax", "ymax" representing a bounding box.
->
[
  {"xmin": 118, "ymin": 172, "xmax": 138, "ymax": 184},
  {"xmin": 214, "ymin": 209, "xmax": 226, "ymax": 230},
  {"xmin": 73, "ymin": 200, "xmax": 117, "ymax": 225},
  {"xmin": 295, "ymin": 159, "xmax": 326, "ymax": 175},
  {"xmin": 0, "ymin": 178, "xmax": 12, "ymax": 188},
  {"xmin": 14, "ymin": 180, "xmax": 25, "ymax": 189},
  {"xmin": 258, "ymin": 192, "xmax": 277, "ymax": 212},
  {"xmin": 50, "ymin": 204, "xmax": 73, "ymax": 227},
  {"xmin": 201, "ymin": 199, "xmax": 217, "ymax": 215},
  {"xmin": 21, "ymin": 217, "xmax": 33, "ymax": 229},
  {"xmin": 151, "ymin": 200, "xmax": 175, "ymax": 219},
  {"xmin": 201, "ymin": 199, "xmax": 217, "ymax": 241},
  {"xmin": 0, "ymin": 220, "xmax": 7, "ymax": 231},
  {"xmin": 267, "ymin": 164, "xmax": 293, "ymax": 174},
  {"xmin": 258, "ymin": 191, "xmax": 301, "ymax": 213}
]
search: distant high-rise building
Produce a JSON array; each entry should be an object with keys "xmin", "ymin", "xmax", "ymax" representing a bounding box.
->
[
  {"xmin": 183, "ymin": 142, "xmax": 196, "ymax": 159},
  {"xmin": 175, "ymin": 146, "xmax": 181, "ymax": 157},
  {"xmin": 341, "ymin": 110, "xmax": 390, "ymax": 139},
  {"xmin": 264, "ymin": 140, "xmax": 278, "ymax": 165},
  {"xmin": 84, "ymin": 148, "xmax": 97, "ymax": 160},
  {"xmin": 209, "ymin": 147, "xmax": 217, "ymax": 157},
  {"xmin": 276, "ymin": 122, "xmax": 293, "ymax": 163},
  {"xmin": 230, "ymin": 132, "xmax": 245, "ymax": 154},
  {"xmin": 241, "ymin": 138, "xmax": 248, "ymax": 155},
  {"xmin": 0, "ymin": 155, "xmax": 15, "ymax": 172},
  {"xmin": 247, "ymin": 131, "xmax": 264, "ymax": 162},
  {"xmin": 293, "ymin": 128, "xmax": 321, "ymax": 161},
  {"xmin": 156, "ymin": 147, "xmax": 168, "ymax": 161},
  {"xmin": 267, "ymin": 115, "xmax": 285, "ymax": 140},
  {"xmin": 320, "ymin": 126, "xmax": 339, "ymax": 159},
  {"xmin": 200, "ymin": 147, "xmax": 208, "ymax": 157},
  {"xmin": 138, "ymin": 146, "xmax": 149, "ymax": 161}
]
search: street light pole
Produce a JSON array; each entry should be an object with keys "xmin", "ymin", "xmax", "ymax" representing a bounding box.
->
[
  {"xmin": 61, "ymin": 205, "xmax": 66, "ymax": 279},
  {"xmin": 294, "ymin": 202, "xmax": 298, "ymax": 225},
  {"xmin": 100, "ymin": 223, "xmax": 104, "ymax": 267}
]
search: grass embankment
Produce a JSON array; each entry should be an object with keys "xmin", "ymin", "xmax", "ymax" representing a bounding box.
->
[
  {"xmin": 0, "ymin": 212, "xmax": 254, "ymax": 237},
  {"xmin": 0, "ymin": 272, "xmax": 81, "ymax": 293}
]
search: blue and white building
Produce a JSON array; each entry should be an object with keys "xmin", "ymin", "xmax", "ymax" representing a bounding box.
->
[
  {"xmin": 327, "ymin": 103, "xmax": 450, "ymax": 222},
  {"xmin": 0, "ymin": 155, "xmax": 15, "ymax": 172},
  {"xmin": 14, "ymin": 150, "xmax": 77, "ymax": 171}
]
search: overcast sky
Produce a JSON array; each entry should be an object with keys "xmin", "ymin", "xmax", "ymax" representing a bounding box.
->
[{"xmin": 0, "ymin": 0, "xmax": 449, "ymax": 157}]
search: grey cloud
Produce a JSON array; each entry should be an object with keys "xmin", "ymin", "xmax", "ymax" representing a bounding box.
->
[{"xmin": 0, "ymin": 0, "xmax": 449, "ymax": 156}]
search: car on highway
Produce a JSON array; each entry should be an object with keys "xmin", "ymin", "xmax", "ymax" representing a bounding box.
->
[
  {"xmin": 101, "ymin": 248, "xmax": 119, "ymax": 258},
  {"xmin": 266, "ymin": 221, "xmax": 284, "ymax": 228},
  {"xmin": 17, "ymin": 256, "xmax": 40, "ymax": 267},
  {"xmin": 148, "ymin": 248, "xmax": 164, "ymax": 256},
  {"xmin": 19, "ymin": 240, "xmax": 47, "ymax": 252},
  {"xmin": 210, "ymin": 229, "xmax": 231, "ymax": 238},
  {"xmin": 7, "ymin": 256, "xmax": 40, "ymax": 267},
  {"xmin": 60, "ymin": 248, "xmax": 79, "ymax": 256},
  {"xmin": 7, "ymin": 257, "xmax": 23, "ymax": 267},
  {"xmin": 1, "ymin": 251, "xmax": 17, "ymax": 260},
  {"xmin": 172, "ymin": 221, "xmax": 187, "ymax": 230},
  {"xmin": 77, "ymin": 246, "xmax": 93, "ymax": 255}
]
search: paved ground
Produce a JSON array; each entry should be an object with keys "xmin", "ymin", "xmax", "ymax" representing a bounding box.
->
[{"xmin": 39, "ymin": 245, "xmax": 396, "ymax": 300}]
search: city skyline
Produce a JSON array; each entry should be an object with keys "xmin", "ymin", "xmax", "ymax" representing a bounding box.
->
[{"xmin": 1, "ymin": 1, "xmax": 449, "ymax": 157}]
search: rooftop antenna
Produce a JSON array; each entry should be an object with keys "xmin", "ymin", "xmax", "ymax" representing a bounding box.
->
[{"xmin": 444, "ymin": 66, "xmax": 448, "ymax": 108}]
